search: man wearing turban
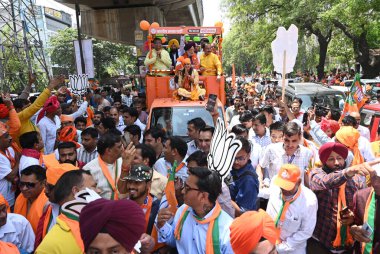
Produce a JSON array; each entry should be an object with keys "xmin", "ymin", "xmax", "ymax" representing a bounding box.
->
[
  {"xmin": 0, "ymin": 194, "xmax": 35, "ymax": 253},
  {"xmin": 230, "ymin": 209, "xmax": 279, "ymax": 254},
  {"xmin": 80, "ymin": 199, "xmax": 146, "ymax": 254},
  {"xmin": 37, "ymin": 96, "xmax": 61, "ymax": 154},
  {"xmin": 144, "ymin": 37, "xmax": 172, "ymax": 76},
  {"xmin": 308, "ymin": 142, "xmax": 372, "ymax": 253},
  {"xmin": 180, "ymin": 42, "xmax": 200, "ymax": 70},
  {"xmin": 168, "ymin": 39, "xmax": 179, "ymax": 67}
]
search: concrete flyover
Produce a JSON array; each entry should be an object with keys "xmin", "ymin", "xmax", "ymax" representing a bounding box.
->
[{"xmin": 56, "ymin": 0, "xmax": 204, "ymax": 45}]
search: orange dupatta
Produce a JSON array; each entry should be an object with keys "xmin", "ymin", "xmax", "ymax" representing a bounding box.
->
[
  {"xmin": 0, "ymin": 241, "xmax": 20, "ymax": 254},
  {"xmin": 175, "ymin": 202, "xmax": 222, "ymax": 254},
  {"xmin": 58, "ymin": 212, "xmax": 84, "ymax": 252},
  {"xmin": 41, "ymin": 204, "xmax": 53, "ymax": 238},
  {"xmin": 332, "ymin": 183, "xmax": 353, "ymax": 247},
  {"xmin": 98, "ymin": 157, "xmax": 119, "ymax": 200},
  {"xmin": 14, "ymin": 190, "xmax": 48, "ymax": 233}
]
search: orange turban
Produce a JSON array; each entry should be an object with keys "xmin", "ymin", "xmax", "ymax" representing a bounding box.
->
[
  {"xmin": 0, "ymin": 241, "xmax": 20, "ymax": 254},
  {"xmin": 335, "ymin": 126, "xmax": 364, "ymax": 165},
  {"xmin": 60, "ymin": 114, "xmax": 74, "ymax": 123},
  {"xmin": 183, "ymin": 58, "xmax": 191, "ymax": 65},
  {"xmin": 59, "ymin": 126, "xmax": 80, "ymax": 148},
  {"xmin": 46, "ymin": 163, "xmax": 79, "ymax": 185},
  {"xmin": 230, "ymin": 209, "xmax": 279, "ymax": 254},
  {"xmin": 0, "ymin": 194, "xmax": 10, "ymax": 213}
]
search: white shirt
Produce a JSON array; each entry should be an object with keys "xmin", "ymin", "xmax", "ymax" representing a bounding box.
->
[
  {"xmin": 359, "ymin": 136, "xmax": 375, "ymax": 162},
  {"xmin": 266, "ymin": 185, "xmax": 318, "ymax": 254},
  {"xmin": 158, "ymin": 204, "xmax": 234, "ymax": 253},
  {"xmin": 153, "ymin": 158, "xmax": 188, "ymax": 178},
  {"xmin": 229, "ymin": 115, "xmax": 241, "ymax": 129},
  {"xmin": 19, "ymin": 155, "xmax": 39, "ymax": 175},
  {"xmin": 186, "ymin": 140, "xmax": 199, "ymax": 157},
  {"xmin": 0, "ymin": 213, "xmax": 35, "ymax": 253},
  {"xmin": 38, "ymin": 116, "xmax": 60, "ymax": 154},
  {"xmin": 259, "ymin": 143, "xmax": 313, "ymax": 182},
  {"xmin": 0, "ymin": 147, "xmax": 15, "ymax": 206},
  {"xmin": 357, "ymin": 125, "xmax": 370, "ymax": 140},
  {"xmin": 250, "ymin": 141, "xmax": 261, "ymax": 169},
  {"xmin": 250, "ymin": 127, "xmax": 272, "ymax": 149},
  {"xmin": 83, "ymin": 157, "xmax": 122, "ymax": 200}
]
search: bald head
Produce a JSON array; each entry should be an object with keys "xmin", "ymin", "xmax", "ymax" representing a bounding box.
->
[{"xmin": 109, "ymin": 107, "xmax": 119, "ymax": 123}]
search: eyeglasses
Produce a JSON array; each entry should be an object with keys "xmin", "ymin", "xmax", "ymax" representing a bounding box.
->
[
  {"xmin": 234, "ymin": 156, "xmax": 247, "ymax": 162},
  {"xmin": 19, "ymin": 181, "xmax": 40, "ymax": 189},
  {"xmin": 183, "ymin": 182, "xmax": 201, "ymax": 193}
]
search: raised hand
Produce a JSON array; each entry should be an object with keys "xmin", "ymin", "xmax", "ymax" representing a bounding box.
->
[
  {"xmin": 48, "ymin": 75, "xmax": 65, "ymax": 90},
  {"xmin": 121, "ymin": 142, "xmax": 136, "ymax": 166},
  {"xmin": 1, "ymin": 93, "xmax": 13, "ymax": 108}
]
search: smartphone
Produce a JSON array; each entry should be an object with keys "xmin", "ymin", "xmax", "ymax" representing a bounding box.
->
[
  {"xmin": 339, "ymin": 206, "xmax": 349, "ymax": 218},
  {"xmin": 302, "ymin": 112, "xmax": 309, "ymax": 126},
  {"xmin": 362, "ymin": 222, "xmax": 373, "ymax": 237},
  {"xmin": 206, "ymin": 94, "xmax": 217, "ymax": 112}
]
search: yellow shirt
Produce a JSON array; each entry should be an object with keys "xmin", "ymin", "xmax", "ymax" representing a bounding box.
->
[
  {"xmin": 200, "ymin": 53, "xmax": 222, "ymax": 76},
  {"xmin": 371, "ymin": 141, "xmax": 380, "ymax": 158},
  {"xmin": 144, "ymin": 49, "xmax": 172, "ymax": 76},
  {"xmin": 35, "ymin": 218, "xmax": 82, "ymax": 254},
  {"xmin": 16, "ymin": 88, "xmax": 51, "ymax": 143}
]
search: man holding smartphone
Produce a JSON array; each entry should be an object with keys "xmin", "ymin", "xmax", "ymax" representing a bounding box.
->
[
  {"xmin": 308, "ymin": 142, "xmax": 371, "ymax": 253},
  {"xmin": 351, "ymin": 166, "xmax": 380, "ymax": 253}
]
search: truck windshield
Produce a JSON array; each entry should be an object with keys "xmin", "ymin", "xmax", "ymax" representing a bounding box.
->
[
  {"xmin": 150, "ymin": 107, "xmax": 224, "ymax": 139},
  {"xmin": 298, "ymin": 94, "xmax": 345, "ymax": 111}
]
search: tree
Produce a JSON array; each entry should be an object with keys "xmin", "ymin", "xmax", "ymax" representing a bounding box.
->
[
  {"xmin": 49, "ymin": 28, "xmax": 137, "ymax": 79},
  {"xmin": 328, "ymin": 0, "xmax": 380, "ymax": 78}
]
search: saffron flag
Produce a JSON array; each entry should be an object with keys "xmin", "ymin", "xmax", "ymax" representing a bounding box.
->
[
  {"xmin": 165, "ymin": 160, "xmax": 178, "ymax": 214},
  {"xmin": 232, "ymin": 64, "xmax": 236, "ymax": 89},
  {"xmin": 339, "ymin": 89, "xmax": 359, "ymax": 123},
  {"xmin": 351, "ymin": 74, "xmax": 367, "ymax": 109}
]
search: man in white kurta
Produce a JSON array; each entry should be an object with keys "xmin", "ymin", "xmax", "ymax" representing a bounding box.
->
[{"xmin": 266, "ymin": 164, "xmax": 318, "ymax": 254}]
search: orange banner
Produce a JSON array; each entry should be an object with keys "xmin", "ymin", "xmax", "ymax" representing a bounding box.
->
[{"xmin": 232, "ymin": 64, "xmax": 236, "ymax": 89}]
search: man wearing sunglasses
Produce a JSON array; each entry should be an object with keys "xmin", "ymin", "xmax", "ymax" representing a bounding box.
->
[
  {"xmin": 229, "ymin": 136, "xmax": 260, "ymax": 217},
  {"xmin": 14, "ymin": 165, "xmax": 48, "ymax": 234}
]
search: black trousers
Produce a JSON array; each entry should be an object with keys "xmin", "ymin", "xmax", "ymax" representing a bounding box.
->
[{"xmin": 307, "ymin": 238, "xmax": 353, "ymax": 254}]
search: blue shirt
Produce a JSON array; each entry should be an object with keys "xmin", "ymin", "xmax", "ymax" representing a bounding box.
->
[
  {"xmin": 230, "ymin": 161, "xmax": 259, "ymax": 212},
  {"xmin": 158, "ymin": 204, "xmax": 233, "ymax": 254}
]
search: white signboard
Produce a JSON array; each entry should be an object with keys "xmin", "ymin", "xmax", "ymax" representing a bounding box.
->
[{"xmin": 74, "ymin": 39, "xmax": 94, "ymax": 78}]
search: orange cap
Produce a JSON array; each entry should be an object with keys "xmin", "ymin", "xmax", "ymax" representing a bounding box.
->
[
  {"xmin": 0, "ymin": 241, "xmax": 20, "ymax": 254},
  {"xmin": 60, "ymin": 114, "xmax": 74, "ymax": 123},
  {"xmin": 46, "ymin": 163, "xmax": 79, "ymax": 185},
  {"xmin": 273, "ymin": 164, "xmax": 301, "ymax": 191},
  {"xmin": 230, "ymin": 209, "xmax": 279, "ymax": 254},
  {"xmin": 0, "ymin": 194, "xmax": 10, "ymax": 213}
]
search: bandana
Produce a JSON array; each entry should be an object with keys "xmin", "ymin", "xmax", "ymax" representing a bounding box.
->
[
  {"xmin": 319, "ymin": 142, "xmax": 348, "ymax": 165},
  {"xmin": 37, "ymin": 96, "xmax": 60, "ymax": 123},
  {"xmin": 0, "ymin": 104, "xmax": 9, "ymax": 119},
  {"xmin": 79, "ymin": 199, "xmax": 145, "ymax": 252},
  {"xmin": 0, "ymin": 194, "xmax": 10, "ymax": 213},
  {"xmin": 230, "ymin": 209, "xmax": 278, "ymax": 254},
  {"xmin": 59, "ymin": 126, "xmax": 80, "ymax": 148},
  {"xmin": 46, "ymin": 163, "xmax": 79, "ymax": 185},
  {"xmin": 60, "ymin": 114, "xmax": 74, "ymax": 123}
]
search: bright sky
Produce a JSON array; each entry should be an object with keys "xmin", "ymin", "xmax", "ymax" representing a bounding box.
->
[{"xmin": 202, "ymin": 0, "xmax": 230, "ymax": 34}]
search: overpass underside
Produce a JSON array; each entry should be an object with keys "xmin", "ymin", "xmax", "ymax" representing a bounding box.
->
[{"xmin": 56, "ymin": 0, "xmax": 204, "ymax": 45}]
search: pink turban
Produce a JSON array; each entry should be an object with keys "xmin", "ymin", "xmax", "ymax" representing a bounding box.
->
[
  {"xmin": 37, "ymin": 96, "xmax": 60, "ymax": 123},
  {"xmin": 318, "ymin": 142, "xmax": 348, "ymax": 164},
  {"xmin": 320, "ymin": 118, "xmax": 340, "ymax": 135},
  {"xmin": 80, "ymin": 199, "xmax": 145, "ymax": 252}
]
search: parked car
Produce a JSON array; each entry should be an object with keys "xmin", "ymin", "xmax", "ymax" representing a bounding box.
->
[
  {"xmin": 276, "ymin": 83, "xmax": 346, "ymax": 111},
  {"xmin": 343, "ymin": 79, "xmax": 380, "ymax": 95},
  {"xmin": 360, "ymin": 103, "xmax": 380, "ymax": 142}
]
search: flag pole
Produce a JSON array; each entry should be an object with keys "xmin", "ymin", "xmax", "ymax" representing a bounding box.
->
[{"xmin": 281, "ymin": 50, "xmax": 287, "ymax": 101}]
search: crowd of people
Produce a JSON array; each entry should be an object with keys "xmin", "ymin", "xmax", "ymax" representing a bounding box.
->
[{"xmin": 0, "ymin": 64, "xmax": 379, "ymax": 254}]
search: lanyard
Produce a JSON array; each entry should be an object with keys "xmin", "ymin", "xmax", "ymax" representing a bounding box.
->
[{"xmin": 288, "ymin": 154, "xmax": 296, "ymax": 164}]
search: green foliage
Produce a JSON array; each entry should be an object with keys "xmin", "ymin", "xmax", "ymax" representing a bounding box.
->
[
  {"xmin": 49, "ymin": 28, "xmax": 137, "ymax": 79},
  {"xmin": 222, "ymin": 0, "xmax": 380, "ymax": 77}
]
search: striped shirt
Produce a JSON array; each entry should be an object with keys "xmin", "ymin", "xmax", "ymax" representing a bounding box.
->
[{"xmin": 77, "ymin": 147, "xmax": 98, "ymax": 165}]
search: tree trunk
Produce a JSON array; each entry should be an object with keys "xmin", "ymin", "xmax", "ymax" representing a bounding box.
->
[{"xmin": 317, "ymin": 38, "xmax": 328, "ymax": 81}]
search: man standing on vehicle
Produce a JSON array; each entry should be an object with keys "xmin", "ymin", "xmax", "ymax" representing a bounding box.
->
[
  {"xmin": 199, "ymin": 43, "xmax": 222, "ymax": 80},
  {"xmin": 144, "ymin": 37, "xmax": 172, "ymax": 76}
]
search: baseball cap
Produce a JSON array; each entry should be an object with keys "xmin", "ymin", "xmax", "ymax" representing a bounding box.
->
[
  {"xmin": 273, "ymin": 164, "xmax": 301, "ymax": 191},
  {"xmin": 124, "ymin": 164, "xmax": 152, "ymax": 182}
]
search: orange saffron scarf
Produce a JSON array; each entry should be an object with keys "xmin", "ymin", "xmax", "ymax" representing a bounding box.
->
[
  {"xmin": 14, "ymin": 190, "xmax": 48, "ymax": 233},
  {"xmin": 41, "ymin": 204, "xmax": 53, "ymax": 239},
  {"xmin": 174, "ymin": 202, "xmax": 222, "ymax": 254},
  {"xmin": 98, "ymin": 157, "xmax": 119, "ymax": 200},
  {"xmin": 361, "ymin": 189, "xmax": 376, "ymax": 254},
  {"xmin": 332, "ymin": 183, "xmax": 353, "ymax": 248}
]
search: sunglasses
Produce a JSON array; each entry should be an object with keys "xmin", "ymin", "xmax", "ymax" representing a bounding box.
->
[{"xmin": 19, "ymin": 181, "xmax": 40, "ymax": 189}]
